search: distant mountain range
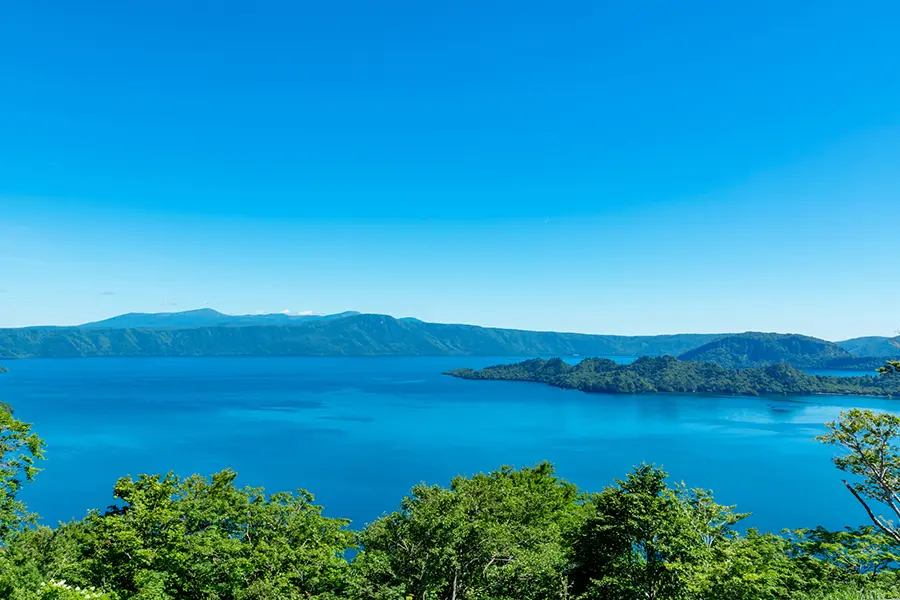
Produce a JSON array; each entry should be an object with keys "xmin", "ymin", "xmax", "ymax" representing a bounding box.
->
[
  {"xmin": 77, "ymin": 308, "xmax": 362, "ymax": 329},
  {"xmin": 0, "ymin": 311, "xmax": 721, "ymax": 359},
  {"xmin": 0, "ymin": 310, "xmax": 896, "ymax": 369}
]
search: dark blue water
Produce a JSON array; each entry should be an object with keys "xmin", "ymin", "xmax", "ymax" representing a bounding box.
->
[{"xmin": 2, "ymin": 357, "xmax": 894, "ymax": 533}]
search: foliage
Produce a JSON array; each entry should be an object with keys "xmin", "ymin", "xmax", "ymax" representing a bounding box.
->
[
  {"xmin": 448, "ymin": 356, "xmax": 900, "ymax": 397},
  {"xmin": 350, "ymin": 462, "xmax": 586, "ymax": 600},
  {"xmin": 0, "ymin": 405, "xmax": 46, "ymax": 542},
  {"xmin": 818, "ymin": 409, "xmax": 900, "ymax": 542},
  {"xmin": 878, "ymin": 360, "xmax": 900, "ymax": 375},
  {"xmin": 1, "ymin": 364, "xmax": 15, "ymax": 416},
  {"xmin": 570, "ymin": 464, "xmax": 748, "ymax": 600},
  {"xmin": 788, "ymin": 526, "xmax": 900, "ymax": 578},
  {"xmin": 36, "ymin": 580, "xmax": 112, "ymax": 600},
  {"xmin": 52, "ymin": 469, "xmax": 353, "ymax": 600}
]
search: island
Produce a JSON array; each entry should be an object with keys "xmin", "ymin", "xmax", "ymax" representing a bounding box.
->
[{"xmin": 445, "ymin": 356, "xmax": 900, "ymax": 397}]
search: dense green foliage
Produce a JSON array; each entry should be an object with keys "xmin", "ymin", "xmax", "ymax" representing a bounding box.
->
[
  {"xmin": 447, "ymin": 356, "xmax": 900, "ymax": 397},
  {"xmin": 68, "ymin": 471, "xmax": 351, "ymax": 599},
  {"xmin": 569, "ymin": 465, "xmax": 750, "ymax": 600},
  {"xmin": 0, "ymin": 315, "xmax": 722, "ymax": 359},
  {"xmin": 4, "ymin": 460, "xmax": 900, "ymax": 600},
  {"xmin": 0, "ymin": 404, "xmax": 45, "ymax": 541},
  {"xmin": 350, "ymin": 462, "xmax": 585, "ymax": 600}
]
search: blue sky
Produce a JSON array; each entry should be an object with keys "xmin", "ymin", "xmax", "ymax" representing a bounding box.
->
[{"xmin": 1, "ymin": 1, "xmax": 898, "ymax": 339}]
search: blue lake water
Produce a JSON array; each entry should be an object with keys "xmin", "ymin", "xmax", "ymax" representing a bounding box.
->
[{"xmin": 2, "ymin": 356, "xmax": 895, "ymax": 533}]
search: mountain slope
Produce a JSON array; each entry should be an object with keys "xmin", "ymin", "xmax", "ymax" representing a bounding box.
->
[
  {"xmin": 0, "ymin": 314, "xmax": 723, "ymax": 359},
  {"xmin": 677, "ymin": 332, "xmax": 852, "ymax": 369},
  {"xmin": 78, "ymin": 309, "xmax": 360, "ymax": 329},
  {"xmin": 838, "ymin": 336, "xmax": 900, "ymax": 357}
]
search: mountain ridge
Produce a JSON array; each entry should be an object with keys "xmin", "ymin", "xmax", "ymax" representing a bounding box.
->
[
  {"xmin": 837, "ymin": 336, "xmax": 900, "ymax": 357},
  {"xmin": 0, "ymin": 313, "xmax": 724, "ymax": 359},
  {"xmin": 675, "ymin": 332, "xmax": 899, "ymax": 370},
  {"xmin": 677, "ymin": 332, "xmax": 849, "ymax": 369},
  {"xmin": 77, "ymin": 309, "xmax": 361, "ymax": 329},
  {"xmin": 2, "ymin": 311, "xmax": 896, "ymax": 367}
]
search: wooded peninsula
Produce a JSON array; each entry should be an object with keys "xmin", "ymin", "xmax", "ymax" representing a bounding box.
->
[{"xmin": 446, "ymin": 356, "xmax": 900, "ymax": 397}]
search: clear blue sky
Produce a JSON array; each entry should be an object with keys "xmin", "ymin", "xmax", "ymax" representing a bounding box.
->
[{"xmin": 1, "ymin": 1, "xmax": 898, "ymax": 339}]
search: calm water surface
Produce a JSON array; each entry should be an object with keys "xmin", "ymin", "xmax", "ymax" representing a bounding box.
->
[{"xmin": 2, "ymin": 356, "xmax": 895, "ymax": 532}]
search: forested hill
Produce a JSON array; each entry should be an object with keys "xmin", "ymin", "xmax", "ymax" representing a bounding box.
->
[
  {"xmin": 838, "ymin": 336, "xmax": 900, "ymax": 357},
  {"xmin": 676, "ymin": 332, "xmax": 876, "ymax": 369},
  {"xmin": 0, "ymin": 314, "xmax": 723, "ymax": 359},
  {"xmin": 446, "ymin": 356, "xmax": 900, "ymax": 397}
]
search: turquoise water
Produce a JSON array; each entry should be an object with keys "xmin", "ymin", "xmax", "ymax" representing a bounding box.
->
[{"xmin": 2, "ymin": 356, "xmax": 895, "ymax": 532}]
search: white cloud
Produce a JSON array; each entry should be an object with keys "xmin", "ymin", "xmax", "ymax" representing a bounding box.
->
[{"xmin": 280, "ymin": 309, "xmax": 315, "ymax": 316}]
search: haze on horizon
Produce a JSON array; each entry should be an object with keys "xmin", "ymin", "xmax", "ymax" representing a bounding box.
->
[{"xmin": 1, "ymin": 1, "xmax": 898, "ymax": 340}]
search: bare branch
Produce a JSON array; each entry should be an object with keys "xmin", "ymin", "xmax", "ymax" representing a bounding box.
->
[{"xmin": 843, "ymin": 480, "xmax": 900, "ymax": 543}]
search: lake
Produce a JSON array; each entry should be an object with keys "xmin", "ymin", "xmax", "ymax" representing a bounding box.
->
[{"xmin": 2, "ymin": 356, "xmax": 894, "ymax": 532}]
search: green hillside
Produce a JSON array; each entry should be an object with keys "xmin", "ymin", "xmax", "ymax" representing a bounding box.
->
[
  {"xmin": 838, "ymin": 335, "xmax": 900, "ymax": 357},
  {"xmin": 677, "ymin": 332, "xmax": 854, "ymax": 369}
]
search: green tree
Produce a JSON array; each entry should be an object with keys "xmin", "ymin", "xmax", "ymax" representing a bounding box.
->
[
  {"xmin": 0, "ymin": 404, "xmax": 46, "ymax": 543},
  {"xmin": 570, "ymin": 464, "xmax": 747, "ymax": 600},
  {"xmin": 789, "ymin": 525, "xmax": 900, "ymax": 579},
  {"xmin": 697, "ymin": 529, "xmax": 809, "ymax": 600},
  {"xmin": 351, "ymin": 462, "xmax": 586, "ymax": 600},
  {"xmin": 879, "ymin": 360, "xmax": 900, "ymax": 376},
  {"xmin": 818, "ymin": 409, "xmax": 900, "ymax": 542},
  {"xmin": 67, "ymin": 469, "xmax": 352, "ymax": 600}
]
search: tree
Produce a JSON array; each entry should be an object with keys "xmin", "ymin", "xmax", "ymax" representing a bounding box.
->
[
  {"xmin": 0, "ymin": 406, "xmax": 46, "ymax": 543},
  {"xmin": 818, "ymin": 409, "xmax": 900, "ymax": 542},
  {"xmin": 1, "ymin": 365, "xmax": 17, "ymax": 419},
  {"xmin": 70, "ymin": 469, "xmax": 353, "ymax": 599},
  {"xmin": 788, "ymin": 525, "xmax": 900, "ymax": 579},
  {"xmin": 878, "ymin": 360, "xmax": 900, "ymax": 376},
  {"xmin": 698, "ymin": 529, "xmax": 807, "ymax": 600},
  {"xmin": 350, "ymin": 462, "xmax": 586, "ymax": 600},
  {"xmin": 570, "ymin": 464, "xmax": 747, "ymax": 600}
]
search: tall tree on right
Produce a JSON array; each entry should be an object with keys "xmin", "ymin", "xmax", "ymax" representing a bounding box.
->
[{"xmin": 819, "ymin": 408, "xmax": 900, "ymax": 542}]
